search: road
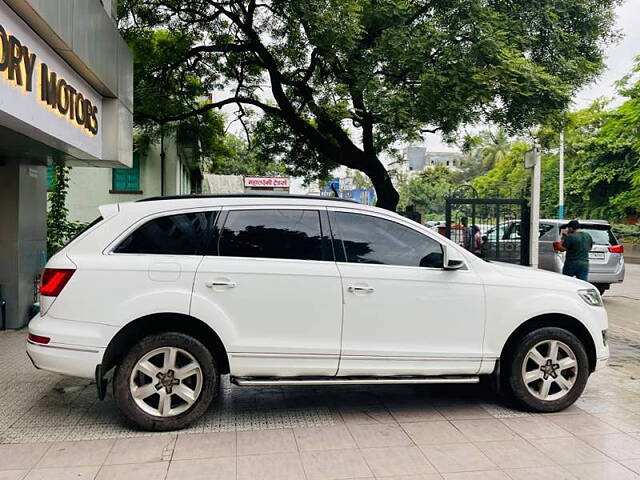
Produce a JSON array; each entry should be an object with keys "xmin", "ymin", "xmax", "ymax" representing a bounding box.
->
[{"xmin": 603, "ymin": 262, "xmax": 640, "ymax": 375}]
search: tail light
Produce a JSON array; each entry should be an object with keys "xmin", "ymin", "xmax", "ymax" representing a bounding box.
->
[
  {"xmin": 28, "ymin": 334, "xmax": 50, "ymax": 344},
  {"xmin": 553, "ymin": 241, "xmax": 563, "ymax": 252},
  {"xmin": 40, "ymin": 268, "xmax": 75, "ymax": 297},
  {"xmin": 608, "ymin": 245, "xmax": 624, "ymax": 254}
]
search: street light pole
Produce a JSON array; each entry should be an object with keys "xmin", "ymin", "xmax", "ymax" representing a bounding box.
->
[{"xmin": 558, "ymin": 130, "xmax": 565, "ymax": 219}]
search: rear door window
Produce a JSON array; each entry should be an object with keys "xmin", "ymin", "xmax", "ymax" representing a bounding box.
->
[
  {"xmin": 115, "ymin": 211, "xmax": 217, "ymax": 255},
  {"xmin": 217, "ymin": 209, "xmax": 332, "ymax": 261}
]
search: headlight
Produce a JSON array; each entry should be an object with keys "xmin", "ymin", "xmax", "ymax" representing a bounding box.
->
[{"xmin": 578, "ymin": 288, "xmax": 603, "ymax": 307}]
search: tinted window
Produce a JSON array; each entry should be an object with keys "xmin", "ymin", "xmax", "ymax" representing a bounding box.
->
[
  {"xmin": 582, "ymin": 227, "xmax": 617, "ymax": 245},
  {"xmin": 335, "ymin": 212, "xmax": 443, "ymax": 268},
  {"xmin": 115, "ymin": 211, "xmax": 215, "ymax": 255},
  {"xmin": 558, "ymin": 224, "xmax": 617, "ymax": 245},
  {"xmin": 219, "ymin": 209, "xmax": 327, "ymax": 261}
]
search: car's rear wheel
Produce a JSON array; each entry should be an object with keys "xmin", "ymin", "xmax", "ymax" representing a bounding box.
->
[
  {"xmin": 113, "ymin": 332, "xmax": 218, "ymax": 431},
  {"xmin": 507, "ymin": 327, "xmax": 589, "ymax": 412}
]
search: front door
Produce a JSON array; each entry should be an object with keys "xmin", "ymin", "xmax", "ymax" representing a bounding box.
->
[
  {"xmin": 190, "ymin": 207, "xmax": 342, "ymax": 377},
  {"xmin": 330, "ymin": 209, "xmax": 485, "ymax": 376}
]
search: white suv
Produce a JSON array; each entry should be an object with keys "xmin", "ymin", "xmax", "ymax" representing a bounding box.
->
[{"xmin": 27, "ymin": 195, "xmax": 609, "ymax": 430}]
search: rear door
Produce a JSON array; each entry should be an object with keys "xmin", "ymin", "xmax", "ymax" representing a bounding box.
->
[{"xmin": 190, "ymin": 206, "xmax": 343, "ymax": 377}]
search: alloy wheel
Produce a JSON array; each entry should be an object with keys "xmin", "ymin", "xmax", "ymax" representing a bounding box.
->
[
  {"xmin": 130, "ymin": 346, "xmax": 203, "ymax": 417},
  {"xmin": 521, "ymin": 339, "xmax": 578, "ymax": 401}
]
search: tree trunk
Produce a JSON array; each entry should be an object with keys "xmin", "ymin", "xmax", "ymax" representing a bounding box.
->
[{"xmin": 361, "ymin": 154, "xmax": 400, "ymax": 212}]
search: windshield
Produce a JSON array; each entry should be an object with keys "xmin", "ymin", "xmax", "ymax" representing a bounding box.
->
[
  {"xmin": 560, "ymin": 224, "xmax": 617, "ymax": 245},
  {"xmin": 582, "ymin": 227, "xmax": 617, "ymax": 246}
]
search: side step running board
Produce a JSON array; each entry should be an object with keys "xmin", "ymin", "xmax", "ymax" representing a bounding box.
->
[{"xmin": 231, "ymin": 376, "xmax": 479, "ymax": 386}]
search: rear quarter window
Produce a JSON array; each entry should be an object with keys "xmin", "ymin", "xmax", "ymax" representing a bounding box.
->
[{"xmin": 114, "ymin": 211, "xmax": 217, "ymax": 255}]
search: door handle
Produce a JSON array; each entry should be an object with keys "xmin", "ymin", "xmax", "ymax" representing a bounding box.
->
[
  {"xmin": 347, "ymin": 286, "xmax": 374, "ymax": 293},
  {"xmin": 205, "ymin": 280, "xmax": 237, "ymax": 288}
]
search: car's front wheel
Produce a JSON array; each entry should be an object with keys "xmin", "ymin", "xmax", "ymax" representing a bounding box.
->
[
  {"xmin": 507, "ymin": 327, "xmax": 589, "ymax": 412},
  {"xmin": 113, "ymin": 332, "xmax": 218, "ymax": 431}
]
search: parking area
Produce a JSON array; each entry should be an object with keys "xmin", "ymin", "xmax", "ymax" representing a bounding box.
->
[{"xmin": 1, "ymin": 265, "xmax": 639, "ymax": 479}]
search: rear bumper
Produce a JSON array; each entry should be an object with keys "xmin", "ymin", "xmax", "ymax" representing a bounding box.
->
[
  {"xmin": 26, "ymin": 313, "xmax": 116, "ymax": 379},
  {"xmin": 589, "ymin": 266, "xmax": 625, "ymax": 285},
  {"xmin": 26, "ymin": 340, "xmax": 103, "ymax": 379}
]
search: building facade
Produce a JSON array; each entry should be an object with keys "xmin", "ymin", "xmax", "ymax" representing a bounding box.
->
[
  {"xmin": 404, "ymin": 146, "xmax": 462, "ymax": 172},
  {"xmin": 0, "ymin": 0, "xmax": 133, "ymax": 328},
  {"xmin": 63, "ymin": 136, "xmax": 198, "ymax": 223}
]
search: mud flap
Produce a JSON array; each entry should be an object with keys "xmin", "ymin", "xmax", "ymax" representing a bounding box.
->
[{"xmin": 95, "ymin": 364, "xmax": 108, "ymax": 400}]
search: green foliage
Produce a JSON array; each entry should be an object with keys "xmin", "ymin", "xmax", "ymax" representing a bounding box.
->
[
  {"xmin": 471, "ymin": 60, "xmax": 640, "ymax": 223},
  {"xmin": 612, "ymin": 224, "xmax": 640, "ymax": 245},
  {"xmin": 398, "ymin": 165, "xmax": 458, "ymax": 219},
  {"xmin": 478, "ymin": 129, "xmax": 511, "ymax": 170},
  {"xmin": 118, "ymin": 0, "xmax": 619, "ymax": 210},
  {"xmin": 537, "ymin": 66, "xmax": 640, "ymax": 222},
  {"xmin": 205, "ymin": 132, "xmax": 288, "ymax": 176},
  {"xmin": 47, "ymin": 158, "xmax": 84, "ymax": 258},
  {"xmin": 122, "ymin": 28, "xmax": 230, "ymax": 174}
]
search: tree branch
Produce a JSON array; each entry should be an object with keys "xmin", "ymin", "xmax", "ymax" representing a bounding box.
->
[{"xmin": 138, "ymin": 96, "xmax": 281, "ymax": 123}]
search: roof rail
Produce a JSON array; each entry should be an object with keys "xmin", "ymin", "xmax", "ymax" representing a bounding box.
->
[{"xmin": 136, "ymin": 193, "xmax": 360, "ymax": 204}]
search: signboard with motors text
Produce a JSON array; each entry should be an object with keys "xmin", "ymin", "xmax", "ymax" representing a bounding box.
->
[{"xmin": 0, "ymin": 2, "xmax": 103, "ymax": 160}]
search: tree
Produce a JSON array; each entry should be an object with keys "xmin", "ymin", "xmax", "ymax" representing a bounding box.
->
[
  {"xmin": 533, "ymin": 55, "xmax": 640, "ymax": 223},
  {"xmin": 118, "ymin": 0, "xmax": 618, "ymax": 211},
  {"xmin": 479, "ymin": 129, "xmax": 511, "ymax": 170},
  {"xmin": 122, "ymin": 28, "xmax": 228, "ymax": 192},
  {"xmin": 398, "ymin": 165, "xmax": 457, "ymax": 219},
  {"xmin": 204, "ymin": 133, "xmax": 288, "ymax": 176}
]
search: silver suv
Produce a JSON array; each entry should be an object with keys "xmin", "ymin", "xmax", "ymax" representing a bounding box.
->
[{"xmin": 482, "ymin": 219, "xmax": 625, "ymax": 294}]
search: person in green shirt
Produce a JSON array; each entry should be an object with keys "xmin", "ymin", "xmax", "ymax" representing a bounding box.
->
[{"xmin": 557, "ymin": 220, "xmax": 593, "ymax": 281}]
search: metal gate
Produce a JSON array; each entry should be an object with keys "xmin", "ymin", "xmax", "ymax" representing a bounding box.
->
[{"xmin": 445, "ymin": 188, "xmax": 530, "ymax": 265}]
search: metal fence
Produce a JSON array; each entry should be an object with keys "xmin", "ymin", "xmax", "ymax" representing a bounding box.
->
[{"xmin": 445, "ymin": 195, "xmax": 531, "ymax": 265}]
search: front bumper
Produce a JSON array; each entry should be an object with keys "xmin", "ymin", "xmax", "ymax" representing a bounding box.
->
[{"xmin": 595, "ymin": 354, "xmax": 609, "ymax": 371}]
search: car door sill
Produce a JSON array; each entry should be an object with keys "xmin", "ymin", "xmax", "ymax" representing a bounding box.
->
[{"xmin": 231, "ymin": 375, "xmax": 480, "ymax": 386}]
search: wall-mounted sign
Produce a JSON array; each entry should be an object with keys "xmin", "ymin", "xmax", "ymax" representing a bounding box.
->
[
  {"xmin": 0, "ymin": 2, "xmax": 103, "ymax": 160},
  {"xmin": 0, "ymin": 24, "xmax": 98, "ymax": 134},
  {"xmin": 244, "ymin": 177, "xmax": 290, "ymax": 188}
]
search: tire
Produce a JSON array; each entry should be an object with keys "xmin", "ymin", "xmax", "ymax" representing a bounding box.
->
[
  {"xmin": 595, "ymin": 284, "xmax": 608, "ymax": 296},
  {"xmin": 506, "ymin": 327, "xmax": 589, "ymax": 413},
  {"xmin": 113, "ymin": 332, "xmax": 218, "ymax": 431}
]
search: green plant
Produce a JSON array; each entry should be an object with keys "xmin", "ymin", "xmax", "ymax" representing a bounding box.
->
[
  {"xmin": 47, "ymin": 158, "xmax": 85, "ymax": 258},
  {"xmin": 612, "ymin": 224, "xmax": 640, "ymax": 245}
]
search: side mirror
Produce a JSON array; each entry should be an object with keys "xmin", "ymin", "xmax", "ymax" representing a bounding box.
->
[
  {"xmin": 443, "ymin": 245, "xmax": 466, "ymax": 270},
  {"xmin": 444, "ymin": 259, "xmax": 465, "ymax": 270}
]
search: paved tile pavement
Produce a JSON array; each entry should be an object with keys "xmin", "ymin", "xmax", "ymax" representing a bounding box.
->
[{"xmin": 3, "ymin": 330, "xmax": 640, "ymax": 478}]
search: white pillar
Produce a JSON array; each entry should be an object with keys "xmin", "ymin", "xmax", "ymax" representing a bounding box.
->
[
  {"xmin": 525, "ymin": 145, "xmax": 541, "ymax": 268},
  {"xmin": 558, "ymin": 130, "xmax": 565, "ymax": 219}
]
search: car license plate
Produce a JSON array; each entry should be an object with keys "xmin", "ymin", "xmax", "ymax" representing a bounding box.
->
[{"xmin": 589, "ymin": 252, "xmax": 605, "ymax": 260}]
